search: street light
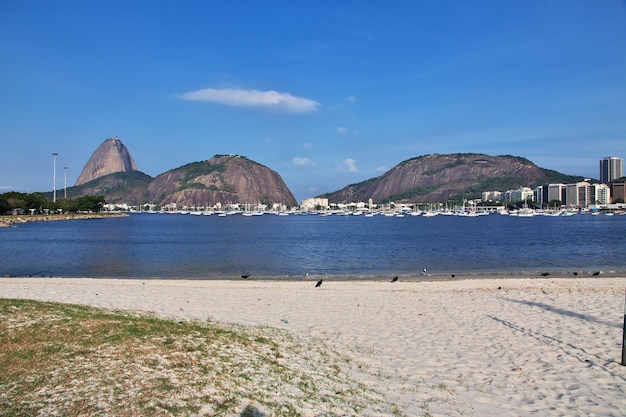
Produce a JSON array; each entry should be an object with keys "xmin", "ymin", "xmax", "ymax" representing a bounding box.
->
[
  {"xmin": 52, "ymin": 153, "xmax": 58, "ymax": 203},
  {"xmin": 64, "ymin": 167, "xmax": 68, "ymax": 199}
]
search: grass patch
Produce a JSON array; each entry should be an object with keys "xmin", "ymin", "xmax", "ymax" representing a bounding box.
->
[{"xmin": 0, "ymin": 299, "xmax": 394, "ymax": 416}]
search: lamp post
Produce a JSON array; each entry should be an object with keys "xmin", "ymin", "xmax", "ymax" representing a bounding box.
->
[
  {"xmin": 64, "ymin": 167, "xmax": 68, "ymax": 199},
  {"xmin": 52, "ymin": 153, "xmax": 58, "ymax": 203}
]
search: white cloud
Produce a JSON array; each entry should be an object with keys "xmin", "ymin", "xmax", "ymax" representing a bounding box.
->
[
  {"xmin": 263, "ymin": 137, "xmax": 278, "ymax": 144},
  {"xmin": 346, "ymin": 95, "xmax": 356, "ymax": 103},
  {"xmin": 376, "ymin": 166, "xmax": 387, "ymax": 172},
  {"xmin": 338, "ymin": 158, "xmax": 358, "ymax": 172},
  {"xmin": 178, "ymin": 87, "xmax": 320, "ymax": 114},
  {"xmin": 336, "ymin": 127, "xmax": 348, "ymax": 134},
  {"xmin": 292, "ymin": 157, "xmax": 314, "ymax": 166}
]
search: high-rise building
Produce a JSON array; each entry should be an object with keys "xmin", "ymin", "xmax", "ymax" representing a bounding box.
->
[
  {"xmin": 599, "ymin": 157, "xmax": 623, "ymax": 183},
  {"xmin": 565, "ymin": 182, "xmax": 591, "ymax": 207}
]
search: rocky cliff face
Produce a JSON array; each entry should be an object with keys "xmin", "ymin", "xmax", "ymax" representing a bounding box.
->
[
  {"xmin": 320, "ymin": 153, "xmax": 560, "ymax": 203},
  {"xmin": 148, "ymin": 155, "xmax": 297, "ymax": 207},
  {"xmin": 75, "ymin": 137, "xmax": 137, "ymax": 186},
  {"xmin": 69, "ymin": 137, "xmax": 297, "ymax": 207}
]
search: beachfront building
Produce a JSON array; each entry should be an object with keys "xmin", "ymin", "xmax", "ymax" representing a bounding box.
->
[
  {"xmin": 504, "ymin": 187, "xmax": 533, "ymax": 203},
  {"xmin": 534, "ymin": 183, "xmax": 568, "ymax": 206},
  {"xmin": 600, "ymin": 156, "xmax": 623, "ymax": 183},
  {"xmin": 547, "ymin": 184, "xmax": 566, "ymax": 203},
  {"xmin": 301, "ymin": 197, "xmax": 329, "ymax": 211},
  {"xmin": 533, "ymin": 186, "xmax": 545, "ymax": 205},
  {"xmin": 481, "ymin": 191, "xmax": 503, "ymax": 202},
  {"xmin": 565, "ymin": 182, "xmax": 591, "ymax": 207},
  {"xmin": 611, "ymin": 182, "xmax": 626, "ymax": 203},
  {"xmin": 591, "ymin": 183, "xmax": 611, "ymax": 205}
]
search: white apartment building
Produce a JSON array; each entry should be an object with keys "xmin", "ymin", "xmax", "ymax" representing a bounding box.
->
[
  {"xmin": 482, "ymin": 191, "xmax": 503, "ymax": 201},
  {"xmin": 592, "ymin": 183, "xmax": 611, "ymax": 205},
  {"xmin": 301, "ymin": 197, "xmax": 329, "ymax": 211},
  {"xmin": 504, "ymin": 187, "xmax": 533, "ymax": 203}
]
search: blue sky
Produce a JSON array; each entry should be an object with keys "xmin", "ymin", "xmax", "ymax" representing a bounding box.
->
[{"xmin": 1, "ymin": 0, "xmax": 625, "ymax": 202}]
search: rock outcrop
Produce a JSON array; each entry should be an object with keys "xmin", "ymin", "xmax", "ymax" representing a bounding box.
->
[
  {"xmin": 66, "ymin": 149, "xmax": 297, "ymax": 207},
  {"xmin": 319, "ymin": 153, "xmax": 584, "ymax": 204},
  {"xmin": 75, "ymin": 137, "xmax": 137, "ymax": 186},
  {"xmin": 148, "ymin": 155, "xmax": 297, "ymax": 207}
]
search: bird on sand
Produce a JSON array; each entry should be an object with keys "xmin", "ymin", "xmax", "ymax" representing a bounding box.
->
[
  {"xmin": 391, "ymin": 276, "xmax": 398, "ymax": 283},
  {"xmin": 573, "ymin": 272, "xmax": 578, "ymax": 276},
  {"xmin": 540, "ymin": 272, "xmax": 550, "ymax": 276},
  {"xmin": 592, "ymin": 271, "xmax": 600, "ymax": 276},
  {"xmin": 315, "ymin": 279, "xmax": 323, "ymax": 287},
  {"xmin": 241, "ymin": 274, "xmax": 250, "ymax": 279}
]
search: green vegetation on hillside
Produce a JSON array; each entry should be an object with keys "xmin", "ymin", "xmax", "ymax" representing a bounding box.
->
[
  {"xmin": 177, "ymin": 161, "xmax": 226, "ymax": 182},
  {"xmin": 53, "ymin": 171, "xmax": 153, "ymax": 205},
  {"xmin": 538, "ymin": 167, "xmax": 589, "ymax": 184},
  {"xmin": 381, "ymin": 185, "xmax": 440, "ymax": 203}
]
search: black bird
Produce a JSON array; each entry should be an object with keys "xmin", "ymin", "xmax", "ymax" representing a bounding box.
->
[
  {"xmin": 573, "ymin": 272, "xmax": 578, "ymax": 276},
  {"xmin": 315, "ymin": 279, "xmax": 323, "ymax": 288},
  {"xmin": 391, "ymin": 276, "xmax": 398, "ymax": 283},
  {"xmin": 592, "ymin": 271, "xmax": 600, "ymax": 276},
  {"xmin": 241, "ymin": 275, "xmax": 250, "ymax": 279},
  {"xmin": 540, "ymin": 272, "xmax": 550, "ymax": 277}
]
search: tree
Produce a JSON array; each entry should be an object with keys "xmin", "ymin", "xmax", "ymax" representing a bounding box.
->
[
  {"xmin": 0, "ymin": 196, "xmax": 10, "ymax": 214},
  {"xmin": 75, "ymin": 195, "xmax": 106, "ymax": 212}
]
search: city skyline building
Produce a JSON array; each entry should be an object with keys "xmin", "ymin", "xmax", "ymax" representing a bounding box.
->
[{"xmin": 599, "ymin": 157, "xmax": 623, "ymax": 183}]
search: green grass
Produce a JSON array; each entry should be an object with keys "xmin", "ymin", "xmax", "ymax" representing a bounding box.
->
[{"xmin": 0, "ymin": 299, "xmax": 395, "ymax": 417}]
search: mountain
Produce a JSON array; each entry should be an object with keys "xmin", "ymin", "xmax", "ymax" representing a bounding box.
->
[
  {"xmin": 64, "ymin": 171, "xmax": 153, "ymax": 206},
  {"xmin": 147, "ymin": 155, "xmax": 297, "ymax": 207},
  {"xmin": 75, "ymin": 137, "xmax": 137, "ymax": 186},
  {"xmin": 67, "ymin": 138, "xmax": 297, "ymax": 208},
  {"xmin": 318, "ymin": 153, "xmax": 587, "ymax": 204},
  {"xmin": 62, "ymin": 154, "xmax": 296, "ymax": 207}
]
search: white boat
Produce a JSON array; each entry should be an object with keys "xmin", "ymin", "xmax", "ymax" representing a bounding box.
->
[
  {"xmin": 457, "ymin": 211, "xmax": 479, "ymax": 217},
  {"xmin": 516, "ymin": 205, "xmax": 535, "ymax": 217}
]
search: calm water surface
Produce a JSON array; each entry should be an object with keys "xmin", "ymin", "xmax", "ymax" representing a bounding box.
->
[{"xmin": 1, "ymin": 212, "xmax": 625, "ymax": 279}]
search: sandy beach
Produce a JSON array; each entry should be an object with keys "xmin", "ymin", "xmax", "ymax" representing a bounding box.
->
[{"xmin": 2, "ymin": 276, "xmax": 626, "ymax": 416}]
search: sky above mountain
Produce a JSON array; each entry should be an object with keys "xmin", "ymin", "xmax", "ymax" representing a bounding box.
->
[{"xmin": 1, "ymin": 0, "xmax": 625, "ymax": 202}]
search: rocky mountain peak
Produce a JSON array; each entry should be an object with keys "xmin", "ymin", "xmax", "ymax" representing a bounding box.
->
[
  {"xmin": 319, "ymin": 153, "xmax": 582, "ymax": 204},
  {"xmin": 75, "ymin": 137, "xmax": 137, "ymax": 186}
]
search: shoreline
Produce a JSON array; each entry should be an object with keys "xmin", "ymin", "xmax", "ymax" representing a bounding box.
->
[
  {"xmin": 0, "ymin": 212, "xmax": 127, "ymax": 227},
  {"xmin": 2, "ymin": 276, "xmax": 626, "ymax": 415},
  {"xmin": 3, "ymin": 269, "xmax": 625, "ymax": 281}
]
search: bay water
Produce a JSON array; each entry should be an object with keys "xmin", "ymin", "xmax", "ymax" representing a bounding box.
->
[{"xmin": 1, "ymin": 212, "xmax": 625, "ymax": 279}]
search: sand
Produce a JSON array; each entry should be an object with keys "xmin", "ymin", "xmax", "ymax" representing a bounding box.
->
[{"xmin": 2, "ymin": 276, "xmax": 626, "ymax": 416}]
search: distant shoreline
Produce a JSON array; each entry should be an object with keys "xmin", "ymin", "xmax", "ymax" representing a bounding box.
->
[
  {"xmin": 0, "ymin": 212, "xmax": 127, "ymax": 228},
  {"xmin": 3, "ymin": 270, "xmax": 625, "ymax": 281}
]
